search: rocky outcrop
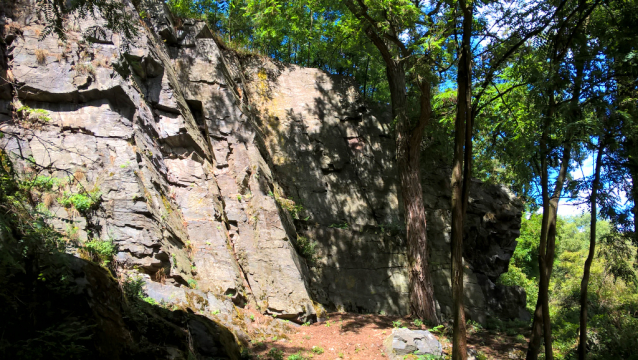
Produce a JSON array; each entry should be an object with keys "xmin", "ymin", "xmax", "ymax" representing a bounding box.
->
[
  {"xmin": 239, "ymin": 58, "xmax": 526, "ymax": 323},
  {"xmin": 0, "ymin": 0, "xmax": 525, "ymax": 336},
  {"xmin": 1, "ymin": 252, "xmax": 241, "ymax": 360}
]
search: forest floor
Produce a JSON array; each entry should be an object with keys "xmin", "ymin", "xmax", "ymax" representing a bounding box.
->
[{"xmin": 245, "ymin": 312, "xmax": 529, "ymax": 359}]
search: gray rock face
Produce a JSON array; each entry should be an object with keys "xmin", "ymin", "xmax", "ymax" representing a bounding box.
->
[
  {"xmin": 384, "ymin": 328, "xmax": 443, "ymax": 359},
  {"xmin": 2, "ymin": 0, "xmax": 525, "ymax": 331}
]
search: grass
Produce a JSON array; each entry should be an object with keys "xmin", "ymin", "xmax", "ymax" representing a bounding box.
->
[
  {"xmin": 74, "ymin": 62, "xmax": 96, "ymax": 75},
  {"xmin": 287, "ymin": 352, "xmax": 309, "ymax": 360}
]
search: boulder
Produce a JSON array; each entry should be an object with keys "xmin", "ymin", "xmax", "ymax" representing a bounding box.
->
[{"xmin": 384, "ymin": 328, "xmax": 443, "ymax": 360}]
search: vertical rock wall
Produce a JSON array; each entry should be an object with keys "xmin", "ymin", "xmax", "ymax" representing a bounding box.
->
[{"xmin": 1, "ymin": 0, "xmax": 526, "ymax": 329}]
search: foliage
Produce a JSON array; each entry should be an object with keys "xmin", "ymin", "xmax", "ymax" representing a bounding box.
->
[
  {"xmin": 81, "ymin": 238, "xmax": 116, "ymax": 266},
  {"xmin": 58, "ymin": 188, "xmax": 101, "ymax": 214},
  {"xmin": 295, "ymin": 235, "xmax": 317, "ymax": 261},
  {"xmin": 271, "ymin": 191, "xmax": 305, "ymax": 220},
  {"xmin": 267, "ymin": 347, "xmax": 284, "ymax": 360},
  {"xmin": 500, "ymin": 212, "xmax": 638, "ymax": 359},
  {"xmin": 35, "ymin": 0, "xmax": 138, "ymax": 42},
  {"xmin": 0, "ymin": 151, "xmax": 93, "ymax": 358},
  {"xmin": 329, "ymin": 221, "xmax": 349, "ymax": 230},
  {"xmin": 16, "ymin": 104, "xmax": 52, "ymax": 124},
  {"xmin": 287, "ymin": 351, "xmax": 310, "ymax": 360},
  {"xmin": 187, "ymin": 278, "xmax": 198, "ymax": 289}
]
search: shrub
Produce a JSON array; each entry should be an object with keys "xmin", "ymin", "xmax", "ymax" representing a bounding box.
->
[
  {"xmin": 295, "ymin": 235, "xmax": 317, "ymax": 260},
  {"xmin": 82, "ymin": 238, "xmax": 117, "ymax": 266},
  {"xmin": 58, "ymin": 188, "xmax": 101, "ymax": 214},
  {"xmin": 16, "ymin": 105, "xmax": 52, "ymax": 124},
  {"xmin": 270, "ymin": 191, "xmax": 305, "ymax": 219}
]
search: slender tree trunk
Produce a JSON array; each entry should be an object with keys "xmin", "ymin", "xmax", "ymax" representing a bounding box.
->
[
  {"xmin": 452, "ymin": 1, "xmax": 472, "ymax": 358},
  {"xmin": 578, "ymin": 140, "xmax": 605, "ymax": 359},
  {"xmin": 527, "ymin": 134, "xmax": 572, "ymax": 360}
]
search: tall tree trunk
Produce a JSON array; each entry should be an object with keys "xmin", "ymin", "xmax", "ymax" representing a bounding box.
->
[
  {"xmin": 452, "ymin": 1, "xmax": 472, "ymax": 358},
  {"xmin": 343, "ymin": 0, "xmax": 439, "ymax": 325},
  {"xmin": 578, "ymin": 140, "xmax": 605, "ymax": 359},
  {"xmin": 391, "ymin": 63, "xmax": 439, "ymax": 323}
]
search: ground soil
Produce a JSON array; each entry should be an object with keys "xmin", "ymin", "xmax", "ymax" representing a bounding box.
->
[{"xmin": 246, "ymin": 312, "xmax": 530, "ymax": 359}]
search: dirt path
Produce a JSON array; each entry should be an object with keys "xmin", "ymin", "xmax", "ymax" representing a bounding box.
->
[{"xmin": 246, "ymin": 312, "xmax": 529, "ymax": 359}]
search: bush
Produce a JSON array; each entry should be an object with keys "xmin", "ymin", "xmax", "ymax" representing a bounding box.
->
[
  {"xmin": 58, "ymin": 188, "xmax": 101, "ymax": 214},
  {"xmin": 295, "ymin": 235, "xmax": 317, "ymax": 260},
  {"xmin": 82, "ymin": 238, "xmax": 117, "ymax": 266}
]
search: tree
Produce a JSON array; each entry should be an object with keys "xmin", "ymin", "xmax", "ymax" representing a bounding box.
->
[
  {"xmin": 343, "ymin": 0, "xmax": 452, "ymax": 324},
  {"xmin": 450, "ymin": 0, "xmax": 472, "ymax": 357}
]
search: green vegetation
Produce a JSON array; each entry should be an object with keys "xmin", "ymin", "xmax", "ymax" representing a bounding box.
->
[
  {"xmin": 295, "ymin": 235, "xmax": 317, "ymax": 261},
  {"xmin": 187, "ymin": 278, "xmax": 198, "ymax": 289},
  {"xmin": 287, "ymin": 352, "xmax": 309, "ymax": 360},
  {"xmin": 311, "ymin": 346, "xmax": 324, "ymax": 354},
  {"xmin": 16, "ymin": 104, "xmax": 52, "ymax": 123},
  {"xmin": 267, "ymin": 347, "xmax": 284, "ymax": 360},
  {"xmin": 499, "ymin": 213, "xmax": 638, "ymax": 359},
  {"xmin": 270, "ymin": 191, "xmax": 305, "ymax": 220},
  {"xmin": 81, "ymin": 238, "xmax": 117, "ymax": 267},
  {"xmin": 329, "ymin": 222, "xmax": 349, "ymax": 230},
  {"xmin": 392, "ymin": 320, "xmax": 402, "ymax": 328},
  {"xmin": 412, "ymin": 319, "xmax": 423, "ymax": 327},
  {"xmin": 58, "ymin": 188, "xmax": 102, "ymax": 214}
]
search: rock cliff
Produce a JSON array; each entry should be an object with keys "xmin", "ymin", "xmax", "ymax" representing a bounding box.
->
[{"xmin": 0, "ymin": 0, "xmax": 526, "ymax": 342}]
